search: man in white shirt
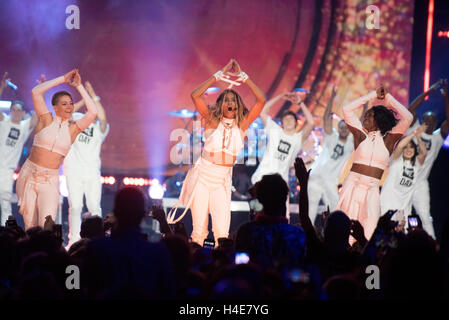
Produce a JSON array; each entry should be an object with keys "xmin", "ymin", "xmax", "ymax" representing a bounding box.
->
[
  {"xmin": 308, "ymin": 87, "xmax": 354, "ymax": 226},
  {"xmin": 251, "ymin": 91, "xmax": 315, "ymax": 190},
  {"xmin": 0, "ymin": 100, "xmax": 37, "ymax": 225},
  {"xmin": 63, "ymin": 81, "xmax": 109, "ymax": 245},
  {"xmin": 405, "ymin": 79, "xmax": 449, "ymax": 238}
]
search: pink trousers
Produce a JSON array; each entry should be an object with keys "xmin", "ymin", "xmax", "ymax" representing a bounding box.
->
[
  {"xmin": 16, "ymin": 159, "xmax": 59, "ymax": 230},
  {"xmin": 336, "ymin": 171, "xmax": 381, "ymax": 240},
  {"xmin": 168, "ymin": 157, "xmax": 233, "ymax": 245}
]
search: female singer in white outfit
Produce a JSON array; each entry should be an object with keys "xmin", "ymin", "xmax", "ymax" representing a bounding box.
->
[{"xmin": 167, "ymin": 59, "xmax": 266, "ymax": 245}]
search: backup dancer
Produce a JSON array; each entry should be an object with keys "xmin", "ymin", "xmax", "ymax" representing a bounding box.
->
[
  {"xmin": 380, "ymin": 123, "xmax": 428, "ymax": 227},
  {"xmin": 0, "ymin": 92, "xmax": 37, "ymax": 225},
  {"xmin": 307, "ymin": 86, "xmax": 354, "ymax": 225},
  {"xmin": 167, "ymin": 59, "xmax": 266, "ymax": 245},
  {"xmin": 405, "ymin": 79, "xmax": 449, "ymax": 237},
  {"xmin": 16, "ymin": 70, "xmax": 97, "ymax": 230},
  {"xmin": 251, "ymin": 92, "xmax": 314, "ymax": 186},
  {"xmin": 336, "ymin": 86, "xmax": 413, "ymax": 240},
  {"xmin": 64, "ymin": 81, "xmax": 109, "ymax": 245}
]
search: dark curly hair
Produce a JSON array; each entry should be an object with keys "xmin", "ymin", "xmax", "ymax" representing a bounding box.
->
[{"xmin": 371, "ymin": 105, "xmax": 399, "ymax": 135}]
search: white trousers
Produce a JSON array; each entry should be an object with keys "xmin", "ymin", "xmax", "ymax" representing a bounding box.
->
[
  {"xmin": 16, "ymin": 159, "xmax": 59, "ymax": 230},
  {"xmin": 66, "ymin": 173, "xmax": 102, "ymax": 244},
  {"xmin": 170, "ymin": 157, "xmax": 233, "ymax": 246},
  {"xmin": 307, "ymin": 174, "xmax": 339, "ymax": 226},
  {"xmin": 0, "ymin": 168, "xmax": 14, "ymax": 226},
  {"xmin": 411, "ymin": 180, "xmax": 435, "ymax": 238}
]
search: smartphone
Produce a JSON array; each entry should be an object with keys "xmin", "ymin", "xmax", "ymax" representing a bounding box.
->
[
  {"xmin": 5, "ymin": 216, "xmax": 17, "ymax": 228},
  {"xmin": 235, "ymin": 252, "xmax": 250, "ymax": 264},
  {"xmin": 203, "ymin": 239, "xmax": 215, "ymax": 249},
  {"xmin": 408, "ymin": 216, "xmax": 419, "ymax": 228}
]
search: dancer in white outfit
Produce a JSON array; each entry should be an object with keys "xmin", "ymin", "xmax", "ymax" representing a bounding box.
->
[
  {"xmin": 167, "ymin": 59, "xmax": 266, "ymax": 246},
  {"xmin": 64, "ymin": 81, "xmax": 109, "ymax": 245},
  {"xmin": 0, "ymin": 98, "xmax": 37, "ymax": 225},
  {"xmin": 380, "ymin": 123, "xmax": 428, "ymax": 228},
  {"xmin": 251, "ymin": 92, "xmax": 315, "ymax": 185},
  {"xmin": 308, "ymin": 86, "xmax": 353, "ymax": 225},
  {"xmin": 405, "ymin": 79, "xmax": 449, "ymax": 238}
]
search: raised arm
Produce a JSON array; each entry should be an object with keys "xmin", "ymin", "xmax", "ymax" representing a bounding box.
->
[
  {"xmin": 85, "ymin": 81, "xmax": 108, "ymax": 133},
  {"xmin": 298, "ymin": 101, "xmax": 315, "ymax": 144},
  {"xmin": 0, "ymin": 73, "xmax": 7, "ymax": 121},
  {"xmin": 73, "ymin": 74, "xmax": 98, "ymax": 133},
  {"xmin": 385, "ymin": 92, "xmax": 413, "ymax": 135},
  {"xmin": 32, "ymin": 71, "xmax": 76, "ymax": 117},
  {"xmin": 259, "ymin": 93, "xmax": 286, "ymax": 126},
  {"xmin": 409, "ymin": 79, "xmax": 442, "ymax": 126},
  {"xmin": 191, "ymin": 60, "xmax": 236, "ymax": 120},
  {"xmin": 73, "ymin": 99, "xmax": 85, "ymax": 112},
  {"xmin": 323, "ymin": 85, "xmax": 337, "ymax": 135},
  {"xmin": 415, "ymin": 129, "xmax": 428, "ymax": 165},
  {"xmin": 440, "ymin": 79, "xmax": 449, "ymax": 139},
  {"xmin": 392, "ymin": 123, "xmax": 427, "ymax": 161},
  {"xmin": 231, "ymin": 60, "xmax": 266, "ymax": 131}
]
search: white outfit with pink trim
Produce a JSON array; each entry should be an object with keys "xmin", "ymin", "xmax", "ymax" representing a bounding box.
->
[{"xmin": 167, "ymin": 118, "xmax": 244, "ymax": 245}]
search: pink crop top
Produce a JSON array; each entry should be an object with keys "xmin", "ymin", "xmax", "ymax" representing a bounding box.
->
[
  {"xmin": 203, "ymin": 118, "xmax": 244, "ymax": 157},
  {"xmin": 342, "ymin": 91, "xmax": 413, "ymax": 171},
  {"xmin": 33, "ymin": 115, "xmax": 72, "ymax": 156}
]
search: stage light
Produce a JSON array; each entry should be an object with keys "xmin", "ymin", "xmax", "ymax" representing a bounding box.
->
[
  {"xmin": 0, "ymin": 100, "xmax": 12, "ymax": 111},
  {"xmin": 149, "ymin": 179, "xmax": 165, "ymax": 199},
  {"xmin": 13, "ymin": 173, "xmax": 19, "ymax": 181},
  {"xmin": 59, "ymin": 175, "xmax": 68, "ymax": 198}
]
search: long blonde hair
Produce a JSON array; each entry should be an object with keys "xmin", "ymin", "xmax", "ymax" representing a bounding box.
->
[{"xmin": 207, "ymin": 89, "xmax": 249, "ymax": 127}]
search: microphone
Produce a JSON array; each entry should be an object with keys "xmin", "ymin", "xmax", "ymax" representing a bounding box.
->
[{"xmin": 5, "ymin": 79, "xmax": 18, "ymax": 90}]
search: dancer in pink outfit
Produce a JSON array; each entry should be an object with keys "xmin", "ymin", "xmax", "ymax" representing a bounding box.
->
[
  {"xmin": 336, "ymin": 86, "xmax": 413, "ymax": 240},
  {"xmin": 16, "ymin": 70, "xmax": 97, "ymax": 230}
]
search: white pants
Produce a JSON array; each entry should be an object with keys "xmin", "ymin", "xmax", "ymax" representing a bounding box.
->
[
  {"xmin": 308, "ymin": 174, "xmax": 339, "ymax": 226},
  {"xmin": 16, "ymin": 159, "xmax": 59, "ymax": 230},
  {"xmin": 66, "ymin": 173, "xmax": 102, "ymax": 244},
  {"xmin": 411, "ymin": 180, "xmax": 435, "ymax": 238},
  {"xmin": 0, "ymin": 168, "xmax": 14, "ymax": 226}
]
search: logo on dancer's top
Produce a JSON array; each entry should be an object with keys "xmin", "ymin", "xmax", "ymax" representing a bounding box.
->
[
  {"xmin": 402, "ymin": 167, "xmax": 414, "ymax": 180},
  {"xmin": 331, "ymin": 144, "xmax": 344, "ymax": 160},
  {"xmin": 277, "ymin": 140, "xmax": 291, "ymax": 155},
  {"xmin": 78, "ymin": 127, "xmax": 94, "ymax": 144},
  {"xmin": 420, "ymin": 137, "xmax": 432, "ymax": 151},
  {"xmin": 8, "ymin": 128, "xmax": 20, "ymax": 140}
]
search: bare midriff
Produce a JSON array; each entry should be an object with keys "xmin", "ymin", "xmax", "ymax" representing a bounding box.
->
[
  {"xmin": 29, "ymin": 146, "xmax": 65, "ymax": 170},
  {"xmin": 350, "ymin": 163, "xmax": 384, "ymax": 180},
  {"xmin": 201, "ymin": 150, "xmax": 236, "ymax": 167}
]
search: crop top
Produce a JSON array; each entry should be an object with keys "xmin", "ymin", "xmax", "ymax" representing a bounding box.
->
[
  {"xmin": 33, "ymin": 115, "xmax": 72, "ymax": 156},
  {"xmin": 342, "ymin": 91, "xmax": 413, "ymax": 171},
  {"xmin": 203, "ymin": 118, "xmax": 244, "ymax": 157}
]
